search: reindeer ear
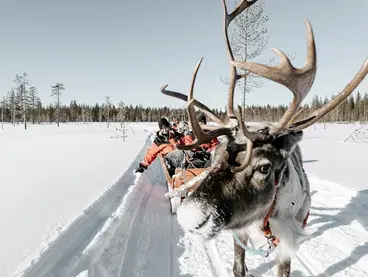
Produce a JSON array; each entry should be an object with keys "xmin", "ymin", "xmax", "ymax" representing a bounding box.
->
[{"xmin": 272, "ymin": 131, "xmax": 303, "ymax": 154}]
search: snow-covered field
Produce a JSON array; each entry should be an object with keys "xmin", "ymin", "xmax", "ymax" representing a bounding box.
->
[
  {"xmin": 0, "ymin": 122, "xmax": 367, "ymax": 277},
  {"xmin": 0, "ymin": 122, "xmax": 156, "ymax": 277}
]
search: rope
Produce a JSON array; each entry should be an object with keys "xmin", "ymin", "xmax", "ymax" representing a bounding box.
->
[{"xmin": 233, "ymin": 232, "xmax": 275, "ymax": 257}]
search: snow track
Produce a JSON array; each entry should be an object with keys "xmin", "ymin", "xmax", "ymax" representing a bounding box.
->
[{"xmin": 17, "ymin": 136, "xmax": 189, "ymax": 277}]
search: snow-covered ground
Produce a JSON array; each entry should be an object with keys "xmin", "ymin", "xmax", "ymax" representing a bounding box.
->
[
  {"xmin": 0, "ymin": 122, "xmax": 156, "ymax": 277},
  {"xmin": 0, "ymin": 122, "xmax": 367, "ymax": 277}
]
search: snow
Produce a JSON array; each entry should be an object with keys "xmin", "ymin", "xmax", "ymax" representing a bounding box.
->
[
  {"xmin": 300, "ymin": 123, "xmax": 368, "ymax": 190},
  {"xmin": 0, "ymin": 122, "xmax": 156, "ymax": 277},
  {"xmin": 0, "ymin": 122, "xmax": 367, "ymax": 277}
]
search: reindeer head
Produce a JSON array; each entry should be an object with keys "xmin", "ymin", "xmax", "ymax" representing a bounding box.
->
[{"xmin": 161, "ymin": 0, "xmax": 368, "ymax": 240}]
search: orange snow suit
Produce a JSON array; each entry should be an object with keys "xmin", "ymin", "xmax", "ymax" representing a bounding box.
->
[
  {"xmin": 140, "ymin": 131, "xmax": 221, "ymax": 169},
  {"xmin": 140, "ymin": 130, "xmax": 185, "ymax": 168}
]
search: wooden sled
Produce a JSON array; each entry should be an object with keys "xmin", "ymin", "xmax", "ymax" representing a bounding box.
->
[{"xmin": 158, "ymin": 153, "xmax": 208, "ymax": 214}]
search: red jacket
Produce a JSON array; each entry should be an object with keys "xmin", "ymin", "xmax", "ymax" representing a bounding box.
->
[
  {"xmin": 182, "ymin": 135, "xmax": 220, "ymax": 152},
  {"xmin": 140, "ymin": 130, "xmax": 185, "ymax": 167},
  {"xmin": 140, "ymin": 131, "xmax": 220, "ymax": 168}
]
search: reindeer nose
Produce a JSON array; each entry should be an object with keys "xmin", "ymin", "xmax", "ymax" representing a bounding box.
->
[{"xmin": 177, "ymin": 200, "xmax": 213, "ymax": 234}]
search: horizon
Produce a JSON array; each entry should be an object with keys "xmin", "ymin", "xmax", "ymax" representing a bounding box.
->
[{"xmin": 0, "ymin": 0, "xmax": 367, "ymax": 109}]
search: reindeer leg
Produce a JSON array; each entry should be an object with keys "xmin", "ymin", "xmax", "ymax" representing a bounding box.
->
[
  {"xmin": 276, "ymin": 258, "xmax": 291, "ymax": 277},
  {"xmin": 233, "ymin": 232, "xmax": 253, "ymax": 277}
]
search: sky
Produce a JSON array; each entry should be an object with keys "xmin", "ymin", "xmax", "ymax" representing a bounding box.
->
[{"xmin": 0, "ymin": 0, "xmax": 366, "ymax": 110}]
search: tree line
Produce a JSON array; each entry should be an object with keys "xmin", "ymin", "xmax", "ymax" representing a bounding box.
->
[{"xmin": 1, "ymin": 72, "xmax": 367, "ymax": 127}]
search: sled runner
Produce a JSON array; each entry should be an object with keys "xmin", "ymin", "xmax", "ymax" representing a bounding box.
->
[{"xmin": 158, "ymin": 153, "xmax": 208, "ymax": 213}]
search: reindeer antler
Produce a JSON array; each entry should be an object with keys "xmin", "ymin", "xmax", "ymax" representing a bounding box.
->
[
  {"xmin": 229, "ymin": 19, "xmax": 368, "ymax": 135},
  {"xmin": 229, "ymin": 19, "xmax": 317, "ymax": 135},
  {"xmin": 176, "ymin": 56, "xmax": 271, "ymax": 157},
  {"xmin": 176, "ymin": 58, "xmax": 234, "ymax": 151},
  {"xmin": 160, "ymin": 85, "xmax": 226, "ymax": 127},
  {"xmin": 289, "ymin": 58, "xmax": 368, "ymax": 131}
]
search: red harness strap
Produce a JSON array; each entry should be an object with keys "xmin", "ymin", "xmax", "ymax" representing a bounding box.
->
[
  {"xmin": 262, "ymin": 179, "xmax": 310, "ymax": 248},
  {"xmin": 302, "ymin": 210, "xmax": 310, "ymax": 229},
  {"xmin": 262, "ymin": 180, "xmax": 280, "ymax": 247}
]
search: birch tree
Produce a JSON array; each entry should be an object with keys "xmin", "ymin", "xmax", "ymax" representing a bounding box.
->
[
  {"xmin": 51, "ymin": 83, "xmax": 65, "ymax": 127},
  {"xmin": 220, "ymin": 1, "xmax": 270, "ymax": 118}
]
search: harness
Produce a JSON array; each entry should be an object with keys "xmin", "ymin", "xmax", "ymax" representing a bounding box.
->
[{"xmin": 233, "ymin": 178, "xmax": 310, "ymax": 257}]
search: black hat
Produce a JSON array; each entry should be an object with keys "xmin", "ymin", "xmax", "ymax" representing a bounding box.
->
[
  {"xmin": 197, "ymin": 113, "xmax": 207, "ymax": 124},
  {"xmin": 158, "ymin": 117, "xmax": 170, "ymax": 129}
]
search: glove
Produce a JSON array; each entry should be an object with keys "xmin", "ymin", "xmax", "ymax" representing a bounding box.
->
[{"xmin": 135, "ymin": 163, "xmax": 147, "ymax": 173}]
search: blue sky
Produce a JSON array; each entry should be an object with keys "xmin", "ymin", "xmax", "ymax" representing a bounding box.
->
[{"xmin": 0, "ymin": 0, "xmax": 366, "ymax": 109}]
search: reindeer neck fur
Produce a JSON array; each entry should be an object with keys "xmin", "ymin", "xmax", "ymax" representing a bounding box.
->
[{"xmin": 241, "ymin": 143, "xmax": 311, "ymax": 260}]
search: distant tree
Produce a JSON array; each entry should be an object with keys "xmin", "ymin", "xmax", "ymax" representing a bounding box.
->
[
  {"xmin": 7, "ymin": 88, "xmax": 17, "ymax": 126},
  {"xmin": 84, "ymin": 105, "xmax": 92, "ymax": 122},
  {"xmin": 115, "ymin": 101, "xmax": 129, "ymax": 141},
  {"xmin": 355, "ymin": 91, "xmax": 362, "ymax": 122},
  {"xmin": 69, "ymin": 100, "xmax": 79, "ymax": 122},
  {"xmin": 220, "ymin": 0, "xmax": 270, "ymax": 118},
  {"xmin": 29, "ymin": 86, "xmax": 40, "ymax": 124},
  {"xmin": 311, "ymin": 94, "xmax": 322, "ymax": 110},
  {"xmin": 81, "ymin": 105, "xmax": 86, "ymax": 123},
  {"xmin": 98, "ymin": 106, "xmax": 103, "ymax": 122},
  {"xmin": 14, "ymin": 73, "xmax": 30, "ymax": 129},
  {"xmin": 1, "ymin": 96, "xmax": 5, "ymax": 129},
  {"xmin": 117, "ymin": 101, "xmax": 126, "ymax": 128},
  {"xmin": 51, "ymin": 83, "xmax": 65, "ymax": 127},
  {"xmin": 362, "ymin": 93, "xmax": 368, "ymax": 123},
  {"xmin": 104, "ymin": 96, "xmax": 112, "ymax": 128},
  {"xmin": 36, "ymin": 100, "xmax": 42, "ymax": 124}
]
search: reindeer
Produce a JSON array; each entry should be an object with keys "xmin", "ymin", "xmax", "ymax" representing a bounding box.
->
[{"xmin": 159, "ymin": 0, "xmax": 368, "ymax": 276}]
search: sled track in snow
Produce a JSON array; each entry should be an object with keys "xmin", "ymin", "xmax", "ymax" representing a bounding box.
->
[{"xmin": 16, "ymin": 135, "xmax": 190, "ymax": 277}]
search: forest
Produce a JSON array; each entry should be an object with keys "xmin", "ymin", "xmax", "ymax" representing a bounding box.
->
[{"xmin": 1, "ymin": 73, "xmax": 367, "ymax": 128}]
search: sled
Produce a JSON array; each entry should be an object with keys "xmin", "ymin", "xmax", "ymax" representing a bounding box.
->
[{"xmin": 158, "ymin": 153, "xmax": 208, "ymax": 214}]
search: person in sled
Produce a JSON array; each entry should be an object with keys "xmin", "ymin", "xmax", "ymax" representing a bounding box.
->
[
  {"xmin": 176, "ymin": 120, "xmax": 190, "ymax": 135},
  {"xmin": 171, "ymin": 117, "xmax": 180, "ymax": 131},
  {"xmin": 134, "ymin": 117, "xmax": 184, "ymax": 173},
  {"xmin": 164, "ymin": 114, "xmax": 220, "ymax": 176}
]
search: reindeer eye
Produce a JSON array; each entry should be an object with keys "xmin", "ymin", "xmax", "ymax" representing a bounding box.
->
[{"xmin": 259, "ymin": 164, "xmax": 271, "ymax": 174}]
